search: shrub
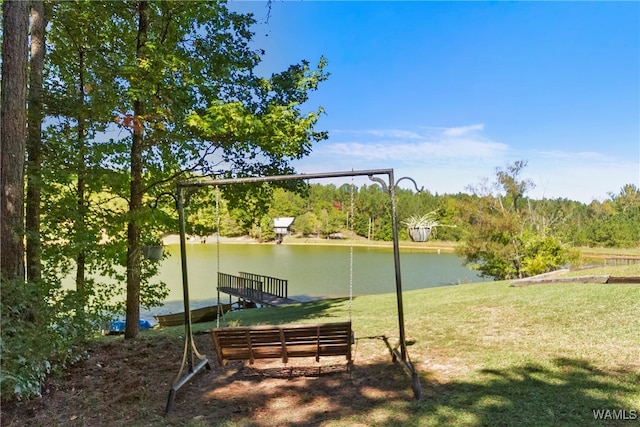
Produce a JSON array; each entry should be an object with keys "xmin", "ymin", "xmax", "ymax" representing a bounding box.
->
[
  {"xmin": 0, "ymin": 278, "xmax": 93, "ymax": 401},
  {"xmin": 520, "ymin": 232, "xmax": 579, "ymax": 277}
]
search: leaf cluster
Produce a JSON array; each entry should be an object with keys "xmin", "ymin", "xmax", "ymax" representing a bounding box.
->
[{"xmin": 0, "ymin": 278, "xmax": 96, "ymax": 401}]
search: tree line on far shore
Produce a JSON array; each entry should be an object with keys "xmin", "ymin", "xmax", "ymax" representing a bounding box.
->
[
  {"xmin": 181, "ymin": 160, "xmax": 639, "ymax": 281},
  {"xmin": 188, "ymin": 172, "xmax": 640, "ymax": 250}
]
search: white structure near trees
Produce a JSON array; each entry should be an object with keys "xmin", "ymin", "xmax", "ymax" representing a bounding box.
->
[{"xmin": 273, "ymin": 217, "xmax": 295, "ymax": 243}]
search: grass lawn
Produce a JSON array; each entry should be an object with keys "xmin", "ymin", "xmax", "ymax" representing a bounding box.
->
[
  {"xmin": 3, "ymin": 264, "xmax": 638, "ymax": 426},
  {"xmin": 198, "ymin": 263, "xmax": 640, "ymax": 426},
  {"xmin": 578, "ymin": 247, "xmax": 640, "ymax": 258}
]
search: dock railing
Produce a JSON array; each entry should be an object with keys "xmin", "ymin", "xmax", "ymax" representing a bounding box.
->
[
  {"xmin": 218, "ymin": 272, "xmax": 264, "ymax": 300},
  {"xmin": 238, "ymin": 272, "xmax": 288, "ymax": 299}
]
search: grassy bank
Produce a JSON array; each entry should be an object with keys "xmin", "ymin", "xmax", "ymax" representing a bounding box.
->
[
  {"xmin": 578, "ymin": 247, "xmax": 640, "ymax": 258},
  {"xmin": 194, "ymin": 264, "xmax": 640, "ymax": 425},
  {"xmin": 163, "ymin": 233, "xmax": 461, "ymax": 252},
  {"xmin": 4, "ymin": 264, "xmax": 638, "ymax": 426},
  {"xmin": 279, "ymin": 235, "xmax": 459, "ymax": 252}
]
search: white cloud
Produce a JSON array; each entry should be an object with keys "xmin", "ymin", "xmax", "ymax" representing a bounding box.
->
[
  {"xmin": 325, "ymin": 138, "xmax": 507, "ymax": 162},
  {"xmin": 442, "ymin": 123, "xmax": 485, "ymax": 137},
  {"xmin": 317, "ymin": 125, "xmax": 508, "ymax": 163},
  {"xmin": 293, "ymin": 124, "xmax": 639, "ymax": 203},
  {"xmin": 363, "ymin": 129, "xmax": 423, "ymax": 140}
]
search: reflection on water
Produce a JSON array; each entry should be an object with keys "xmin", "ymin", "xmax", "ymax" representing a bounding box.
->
[{"xmin": 155, "ymin": 243, "xmax": 490, "ymax": 308}]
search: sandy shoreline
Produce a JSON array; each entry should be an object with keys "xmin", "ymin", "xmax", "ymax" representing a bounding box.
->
[{"xmin": 160, "ymin": 233, "xmax": 458, "ymax": 252}]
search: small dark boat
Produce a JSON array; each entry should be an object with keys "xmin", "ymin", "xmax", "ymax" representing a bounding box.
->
[{"xmin": 154, "ymin": 303, "xmax": 232, "ymax": 327}]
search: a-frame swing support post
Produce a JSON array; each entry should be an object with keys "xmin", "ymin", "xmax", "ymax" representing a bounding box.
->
[
  {"xmin": 370, "ymin": 170, "xmax": 423, "ymax": 400},
  {"xmin": 388, "ymin": 170, "xmax": 423, "ymax": 400},
  {"xmin": 165, "ymin": 168, "xmax": 422, "ymax": 414},
  {"xmin": 165, "ymin": 186, "xmax": 211, "ymax": 414}
]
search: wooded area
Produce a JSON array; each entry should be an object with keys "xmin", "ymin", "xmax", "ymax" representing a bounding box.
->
[
  {"xmin": 190, "ymin": 180, "xmax": 640, "ymax": 250},
  {"xmin": 0, "ymin": 0, "xmax": 330, "ymax": 400}
]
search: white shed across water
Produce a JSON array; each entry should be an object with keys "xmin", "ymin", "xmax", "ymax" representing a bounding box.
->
[{"xmin": 273, "ymin": 217, "xmax": 294, "ymax": 236}]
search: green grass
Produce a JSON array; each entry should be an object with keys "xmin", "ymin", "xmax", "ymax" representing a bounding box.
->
[
  {"xmin": 561, "ymin": 263, "xmax": 640, "ymax": 277},
  {"xmin": 154, "ymin": 265, "xmax": 640, "ymax": 426},
  {"xmin": 579, "ymin": 247, "xmax": 640, "ymax": 258}
]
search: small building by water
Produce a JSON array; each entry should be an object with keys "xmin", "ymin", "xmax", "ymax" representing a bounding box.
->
[{"xmin": 273, "ymin": 217, "xmax": 295, "ymax": 243}]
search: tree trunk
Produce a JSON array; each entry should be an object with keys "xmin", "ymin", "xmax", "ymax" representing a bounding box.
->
[
  {"xmin": 1, "ymin": 0, "xmax": 29, "ymax": 281},
  {"xmin": 26, "ymin": 0, "xmax": 46, "ymax": 283},
  {"xmin": 75, "ymin": 48, "xmax": 88, "ymax": 309},
  {"xmin": 125, "ymin": 0, "xmax": 148, "ymax": 339}
]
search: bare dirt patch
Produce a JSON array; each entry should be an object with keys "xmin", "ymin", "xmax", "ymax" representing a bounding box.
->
[{"xmin": 1, "ymin": 333, "xmax": 419, "ymax": 426}]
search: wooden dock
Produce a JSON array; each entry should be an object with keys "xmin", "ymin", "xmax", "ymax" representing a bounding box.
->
[{"xmin": 217, "ymin": 272, "xmax": 297, "ymax": 307}]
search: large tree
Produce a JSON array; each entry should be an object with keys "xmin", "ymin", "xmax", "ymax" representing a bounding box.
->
[
  {"xmin": 119, "ymin": 1, "xmax": 328, "ymax": 338},
  {"xmin": 42, "ymin": 1, "xmax": 328, "ymax": 338},
  {"xmin": 1, "ymin": 0, "xmax": 30, "ymax": 281},
  {"xmin": 42, "ymin": 1, "xmax": 136, "ymax": 326},
  {"xmin": 25, "ymin": 0, "xmax": 46, "ymax": 283}
]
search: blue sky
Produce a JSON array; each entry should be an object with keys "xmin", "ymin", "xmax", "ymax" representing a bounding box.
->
[{"xmin": 229, "ymin": 1, "xmax": 639, "ymax": 203}]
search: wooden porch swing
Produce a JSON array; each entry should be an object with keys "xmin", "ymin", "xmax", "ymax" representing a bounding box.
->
[
  {"xmin": 209, "ymin": 182, "xmax": 355, "ymax": 370},
  {"xmin": 211, "ymin": 321, "xmax": 353, "ymax": 367},
  {"xmin": 165, "ymin": 169, "xmax": 422, "ymax": 414}
]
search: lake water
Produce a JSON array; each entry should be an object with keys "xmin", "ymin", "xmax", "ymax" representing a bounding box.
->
[{"xmin": 149, "ymin": 243, "xmax": 490, "ymax": 315}]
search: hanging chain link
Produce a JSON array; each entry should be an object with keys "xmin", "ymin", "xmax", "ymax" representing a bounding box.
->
[{"xmin": 349, "ymin": 178, "xmax": 354, "ymax": 322}]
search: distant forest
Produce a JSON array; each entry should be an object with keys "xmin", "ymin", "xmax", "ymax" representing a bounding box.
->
[{"xmin": 182, "ymin": 181, "xmax": 640, "ymax": 249}]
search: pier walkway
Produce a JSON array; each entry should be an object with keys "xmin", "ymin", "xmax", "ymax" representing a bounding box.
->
[{"xmin": 217, "ymin": 272, "xmax": 297, "ymax": 307}]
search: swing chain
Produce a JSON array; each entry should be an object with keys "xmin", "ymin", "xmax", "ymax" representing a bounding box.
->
[
  {"xmin": 349, "ymin": 179, "xmax": 355, "ymax": 321},
  {"xmin": 215, "ymin": 186, "xmax": 222, "ymax": 328}
]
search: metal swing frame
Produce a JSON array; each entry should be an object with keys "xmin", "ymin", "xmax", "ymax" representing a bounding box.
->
[{"xmin": 165, "ymin": 168, "xmax": 422, "ymax": 414}]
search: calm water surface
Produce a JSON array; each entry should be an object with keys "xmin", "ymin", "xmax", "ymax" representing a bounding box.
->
[{"xmin": 151, "ymin": 243, "xmax": 489, "ymax": 315}]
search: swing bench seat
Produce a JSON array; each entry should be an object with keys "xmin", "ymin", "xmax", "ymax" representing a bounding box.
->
[{"xmin": 211, "ymin": 321, "xmax": 353, "ymax": 366}]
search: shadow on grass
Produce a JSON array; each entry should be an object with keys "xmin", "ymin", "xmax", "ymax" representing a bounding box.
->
[
  {"xmin": 171, "ymin": 301, "xmax": 640, "ymax": 427},
  {"xmin": 169, "ymin": 342, "xmax": 639, "ymax": 427},
  {"xmin": 218, "ymin": 297, "xmax": 352, "ymax": 326},
  {"xmin": 96, "ymin": 300, "xmax": 640, "ymax": 426},
  {"xmin": 3, "ymin": 331, "xmax": 636, "ymax": 427},
  {"xmin": 415, "ymin": 357, "xmax": 639, "ymax": 427}
]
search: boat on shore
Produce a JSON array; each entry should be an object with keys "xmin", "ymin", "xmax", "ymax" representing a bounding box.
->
[{"xmin": 154, "ymin": 303, "xmax": 232, "ymax": 327}]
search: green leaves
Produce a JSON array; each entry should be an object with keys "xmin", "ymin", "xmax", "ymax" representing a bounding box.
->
[
  {"xmin": 586, "ymin": 184, "xmax": 640, "ymax": 247},
  {"xmin": 186, "ymin": 55, "xmax": 329, "ymax": 176},
  {"xmin": 40, "ymin": 0, "xmax": 330, "ymax": 333},
  {"xmin": 459, "ymin": 161, "xmax": 577, "ymax": 280},
  {"xmin": 520, "ymin": 232, "xmax": 578, "ymax": 277},
  {"xmin": 0, "ymin": 277, "xmax": 95, "ymax": 401}
]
